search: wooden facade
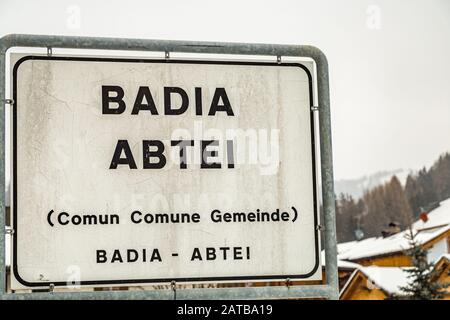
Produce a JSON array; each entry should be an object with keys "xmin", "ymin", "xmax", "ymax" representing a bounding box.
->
[
  {"xmin": 340, "ymin": 272, "xmax": 388, "ymax": 300},
  {"xmin": 434, "ymin": 255, "xmax": 450, "ymax": 300}
]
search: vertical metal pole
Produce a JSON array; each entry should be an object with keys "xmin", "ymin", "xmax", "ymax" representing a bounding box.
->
[
  {"xmin": 314, "ymin": 50, "xmax": 339, "ymax": 300},
  {"xmin": 0, "ymin": 40, "xmax": 6, "ymax": 296}
]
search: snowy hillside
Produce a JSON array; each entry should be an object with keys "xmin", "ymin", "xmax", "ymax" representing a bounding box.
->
[{"xmin": 335, "ymin": 169, "xmax": 411, "ymax": 199}]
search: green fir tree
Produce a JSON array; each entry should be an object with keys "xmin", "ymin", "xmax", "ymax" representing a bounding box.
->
[{"xmin": 397, "ymin": 228, "xmax": 449, "ymax": 300}]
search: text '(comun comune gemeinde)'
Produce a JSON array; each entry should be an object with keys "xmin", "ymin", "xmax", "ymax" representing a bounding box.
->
[{"xmin": 46, "ymin": 207, "xmax": 299, "ymax": 227}]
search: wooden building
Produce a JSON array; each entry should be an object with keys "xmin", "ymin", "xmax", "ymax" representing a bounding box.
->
[
  {"xmin": 340, "ymin": 255, "xmax": 450, "ymax": 300},
  {"xmin": 338, "ymin": 198, "xmax": 450, "ymax": 300}
]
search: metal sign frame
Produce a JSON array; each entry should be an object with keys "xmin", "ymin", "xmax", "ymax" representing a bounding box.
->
[{"xmin": 0, "ymin": 34, "xmax": 338, "ymax": 300}]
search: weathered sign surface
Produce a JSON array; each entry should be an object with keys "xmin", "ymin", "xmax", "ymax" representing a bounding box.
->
[{"xmin": 12, "ymin": 56, "xmax": 320, "ymax": 288}]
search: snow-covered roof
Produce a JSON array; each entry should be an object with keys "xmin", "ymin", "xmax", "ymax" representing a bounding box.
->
[
  {"xmin": 338, "ymin": 260, "xmax": 360, "ymax": 270},
  {"xmin": 341, "ymin": 258, "xmax": 450, "ymax": 298},
  {"xmin": 341, "ymin": 266, "xmax": 410, "ymax": 297},
  {"xmin": 413, "ymin": 197, "xmax": 450, "ymax": 230},
  {"xmin": 337, "ymin": 197, "xmax": 450, "ymax": 261},
  {"xmin": 436, "ymin": 253, "xmax": 450, "ymax": 264},
  {"xmin": 338, "ymin": 224, "xmax": 449, "ymax": 261},
  {"xmin": 321, "ymin": 250, "xmax": 361, "ymax": 270}
]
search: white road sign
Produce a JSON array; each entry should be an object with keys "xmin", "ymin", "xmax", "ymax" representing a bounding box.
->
[{"xmin": 11, "ymin": 55, "xmax": 320, "ymax": 288}]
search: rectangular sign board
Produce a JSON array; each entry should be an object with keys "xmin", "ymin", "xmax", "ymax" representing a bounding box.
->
[{"xmin": 11, "ymin": 55, "xmax": 320, "ymax": 288}]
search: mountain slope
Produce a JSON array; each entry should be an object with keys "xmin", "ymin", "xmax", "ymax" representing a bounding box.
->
[{"xmin": 335, "ymin": 169, "xmax": 410, "ymax": 199}]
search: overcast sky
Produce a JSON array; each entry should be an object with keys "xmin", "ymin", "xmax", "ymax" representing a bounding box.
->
[{"xmin": 1, "ymin": 0, "xmax": 449, "ymax": 180}]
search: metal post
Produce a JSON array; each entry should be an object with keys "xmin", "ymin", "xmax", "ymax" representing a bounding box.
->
[
  {"xmin": 313, "ymin": 49, "xmax": 339, "ymax": 300},
  {"xmin": 0, "ymin": 37, "xmax": 5, "ymax": 297},
  {"xmin": 0, "ymin": 34, "xmax": 337, "ymax": 300}
]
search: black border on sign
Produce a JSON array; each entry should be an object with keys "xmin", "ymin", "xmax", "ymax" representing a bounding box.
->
[{"xmin": 12, "ymin": 55, "xmax": 319, "ymax": 287}]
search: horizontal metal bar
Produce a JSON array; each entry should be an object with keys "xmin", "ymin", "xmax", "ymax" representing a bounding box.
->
[
  {"xmin": 0, "ymin": 34, "xmax": 327, "ymax": 63},
  {"xmin": 1, "ymin": 289, "xmax": 173, "ymax": 300},
  {"xmin": 177, "ymin": 285, "xmax": 335, "ymax": 300},
  {"xmin": 0, "ymin": 285, "xmax": 335, "ymax": 300}
]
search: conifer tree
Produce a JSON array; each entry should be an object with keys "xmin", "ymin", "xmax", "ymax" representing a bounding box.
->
[
  {"xmin": 430, "ymin": 152, "xmax": 450, "ymax": 200},
  {"xmin": 384, "ymin": 176, "xmax": 413, "ymax": 227},
  {"xmin": 397, "ymin": 228, "xmax": 449, "ymax": 300}
]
